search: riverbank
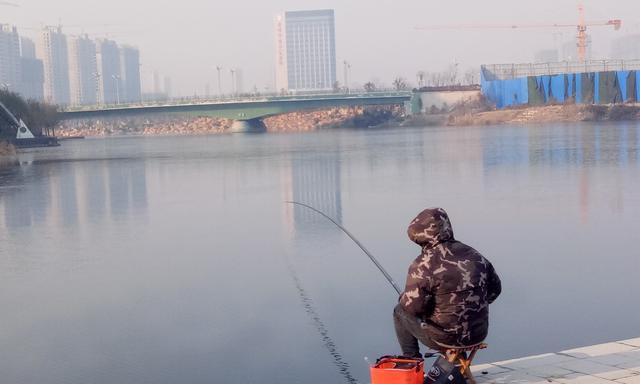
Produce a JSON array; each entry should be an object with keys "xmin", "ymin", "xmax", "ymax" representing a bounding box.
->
[
  {"xmin": 447, "ymin": 104, "xmax": 640, "ymax": 127},
  {"xmin": 52, "ymin": 103, "xmax": 640, "ymax": 139},
  {"xmin": 0, "ymin": 141, "xmax": 16, "ymax": 156},
  {"xmin": 55, "ymin": 106, "xmax": 403, "ymax": 137}
]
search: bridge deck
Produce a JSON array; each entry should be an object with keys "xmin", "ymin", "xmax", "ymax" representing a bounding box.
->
[{"xmin": 58, "ymin": 94, "xmax": 412, "ymax": 121}]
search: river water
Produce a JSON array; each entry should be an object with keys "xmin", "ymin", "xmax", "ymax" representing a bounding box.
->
[{"xmin": 1, "ymin": 123, "xmax": 639, "ymax": 384}]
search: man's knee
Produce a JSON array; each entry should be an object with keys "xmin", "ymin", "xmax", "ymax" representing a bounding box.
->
[{"xmin": 393, "ymin": 303, "xmax": 402, "ymax": 317}]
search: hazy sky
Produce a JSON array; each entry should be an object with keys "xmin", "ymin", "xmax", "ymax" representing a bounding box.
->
[{"xmin": 3, "ymin": 0, "xmax": 640, "ymax": 96}]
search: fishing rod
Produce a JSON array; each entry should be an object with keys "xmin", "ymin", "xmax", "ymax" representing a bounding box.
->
[{"xmin": 285, "ymin": 201, "xmax": 402, "ymax": 295}]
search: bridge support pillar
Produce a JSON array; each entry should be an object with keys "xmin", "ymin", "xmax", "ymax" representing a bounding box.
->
[{"xmin": 230, "ymin": 119, "xmax": 267, "ymax": 133}]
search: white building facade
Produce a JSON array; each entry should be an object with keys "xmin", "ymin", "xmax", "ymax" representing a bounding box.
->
[
  {"xmin": 119, "ymin": 45, "xmax": 141, "ymax": 103},
  {"xmin": 275, "ymin": 9, "xmax": 336, "ymax": 93},
  {"xmin": 97, "ymin": 39, "xmax": 121, "ymax": 105},
  {"xmin": 68, "ymin": 35, "xmax": 98, "ymax": 106},
  {"xmin": 37, "ymin": 26, "xmax": 70, "ymax": 105}
]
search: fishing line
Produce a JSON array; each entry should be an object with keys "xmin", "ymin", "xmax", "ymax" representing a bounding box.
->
[
  {"xmin": 284, "ymin": 257, "xmax": 359, "ymax": 384},
  {"xmin": 285, "ymin": 201, "xmax": 402, "ymax": 295}
]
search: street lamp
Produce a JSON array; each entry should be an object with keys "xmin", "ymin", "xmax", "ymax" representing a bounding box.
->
[
  {"xmin": 230, "ymin": 68, "xmax": 236, "ymax": 97},
  {"xmin": 343, "ymin": 60, "xmax": 351, "ymax": 94},
  {"xmin": 111, "ymin": 74, "xmax": 120, "ymax": 105},
  {"xmin": 215, "ymin": 65, "xmax": 223, "ymax": 98}
]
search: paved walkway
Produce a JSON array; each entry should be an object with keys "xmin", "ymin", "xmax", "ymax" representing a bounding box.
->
[{"xmin": 472, "ymin": 338, "xmax": 640, "ymax": 384}]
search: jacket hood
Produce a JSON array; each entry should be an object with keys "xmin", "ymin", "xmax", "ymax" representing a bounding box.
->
[{"xmin": 407, "ymin": 207, "xmax": 454, "ymax": 247}]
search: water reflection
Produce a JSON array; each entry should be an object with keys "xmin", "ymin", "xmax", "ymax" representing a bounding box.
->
[
  {"xmin": 482, "ymin": 124, "xmax": 640, "ymax": 168},
  {"xmin": 282, "ymin": 148, "xmax": 343, "ymax": 236},
  {"xmin": 108, "ymin": 160, "xmax": 148, "ymax": 218},
  {"xmin": 0, "ymin": 158, "xmax": 148, "ymax": 231}
]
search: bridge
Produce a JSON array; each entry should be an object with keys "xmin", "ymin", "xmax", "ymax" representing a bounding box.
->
[{"xmin": 58, "ymin": 93, "xmax": 413, "ymax": 132}]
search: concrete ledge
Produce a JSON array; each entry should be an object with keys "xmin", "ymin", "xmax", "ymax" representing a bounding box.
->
[{"xmin": 472, "ymin": 338, "xmax": 640, "ymax": 384}]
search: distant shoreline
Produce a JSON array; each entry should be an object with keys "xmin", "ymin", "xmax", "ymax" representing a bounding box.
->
[
  {"xmin": 445, "ymin": 103, "xmax": 640, "ymax": 127},
  {"xmin": 35, "ymin": 103, "xmax": 640, "ymax": 141}
]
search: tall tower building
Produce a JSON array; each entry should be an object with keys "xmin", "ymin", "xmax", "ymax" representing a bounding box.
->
[
  {"xmin": 68, "ymin": 35, "xmax": 98, "ymax": 106},
  {"xmin": 119, "ymin": 45, "xmax": 141, "ymax": 103},
  {"xmin": 19, "ymin": 37, "xmax": 44, "ymax": 101},
  {"xmin": 0, "ymin": 24, "xmax": 21, "ymax": 93},
  {"xmin": 20, "ymin": 36, "xmax": 36, "ymax": 58},
  {"xmin": 163, "ymin": 76, "xmax": 172, "ymax": 99},
  {"xmin": 37, "ymin": 26, "xmax": 70, "ymax": 105},
  {"xmin": 234, "ymin": 68, "xmax": 244, "ymax": 95},
  {"xmin": 96, "ymin": 39, "xmax": 121, "ymax": 104},
  {"xmin": 275, "ymin": 9, "xmax": 337, "ymax": 93}
]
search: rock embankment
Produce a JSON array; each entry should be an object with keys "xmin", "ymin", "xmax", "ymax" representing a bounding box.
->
[
  {"xmin": 447, "ymin": 104, "xmax": 640, "ymax": 126},
  {"xmin": 55, "ymin": 106, "xmax": 403, "ymax": 137},
  {"xmin": 0, "ymin": 141, "xmax": 15, "ymax": 156},
  {"xmin": 57, "ymin": 116, "xmax": 232, "ymax": 137}
]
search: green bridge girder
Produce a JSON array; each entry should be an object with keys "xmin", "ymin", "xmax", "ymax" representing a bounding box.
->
[{"xmin": 58, "ymin": 94, "xmax": 413, "ymax": 121}]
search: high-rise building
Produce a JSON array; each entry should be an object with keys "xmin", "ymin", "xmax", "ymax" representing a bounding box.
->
[
  {"xmin": 119, "ymin": 45, "xmax": 141, "ymax": 103},
  {"xmin": 20, "ymin": 37, "xmax": 36, "ymax": 59},
  {"xmin": 234, "ymin": 68, "xmax": 244, "ymax": 95},
  {"xmin": 611, "ymin": 34, "xmax": 640, "ymax": 60},
  {"xmin": 37, "ymin": 26, "xmax": 71, "ymax": 105},
  {"xmin": 163, "ymin": 76, "xmax": 172, "ymax": 99},
  {"xmin": 275, "ymin": 9, "xmax": 337, "ymax": 92},
  {"xmin": 68, "ymin": 35, "xmax": 98, "ymax": 106},
  {"xmin": 533, "ymin": 49, "xmax": 559, "ymax": 63},
  {"xmin": 152, "ymin": 70, "xmax": 161, "ymax": 95},
  {"xmin": 19, "ymin": 37, "xmax": 44, "ymax": 101},
  {"xmin": 0, "ymin": 24, "xmax": 21, "ymax": 93},
  {"xmin": 96, "ymin": 39, "xmax": 121, "ymax": 104}
]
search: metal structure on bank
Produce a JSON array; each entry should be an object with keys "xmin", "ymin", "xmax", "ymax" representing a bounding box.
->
[{"xmin": 0, "ymin": 101, "xmax": 59, "ymax": 147}]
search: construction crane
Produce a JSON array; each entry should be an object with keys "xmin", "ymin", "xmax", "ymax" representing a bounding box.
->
[{"xmin": 416, "ymin": 4, "xmax": 621, "ymax": 62}]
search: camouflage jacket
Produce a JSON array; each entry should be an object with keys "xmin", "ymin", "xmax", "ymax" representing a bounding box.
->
[{"xmin": 400, "ymin": 208, "xmax": 501, "ymax": 347}]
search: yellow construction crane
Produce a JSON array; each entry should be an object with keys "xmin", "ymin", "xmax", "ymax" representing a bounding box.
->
[{"xmin": 416, "ymin": 4, "xmax": 621, "ymax": 62}]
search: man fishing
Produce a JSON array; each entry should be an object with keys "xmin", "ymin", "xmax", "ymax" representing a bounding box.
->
[{"xmin": 394, "ymin": 208, "xmax": 501, "ymax": 358}]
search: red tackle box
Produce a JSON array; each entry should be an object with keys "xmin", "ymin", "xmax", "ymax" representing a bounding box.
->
[{"xmin": 370, "ymin": 356, "xmax": 424, "ymax": 384}]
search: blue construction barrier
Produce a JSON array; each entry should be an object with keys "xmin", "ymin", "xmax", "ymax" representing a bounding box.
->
[{"xmin": 481, "ymin": 67, "xmax": 640, "ymax": 108}]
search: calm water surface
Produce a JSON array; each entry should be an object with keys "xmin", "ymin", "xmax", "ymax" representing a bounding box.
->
[{"xmin": 1, "ymin": 123, "xmax": 639, "ymax": 384}]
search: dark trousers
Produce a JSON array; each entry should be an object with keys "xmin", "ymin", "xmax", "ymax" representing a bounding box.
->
[{"xmin": 393, "ymin": 304, "xmax": 440, "ymax": 358}]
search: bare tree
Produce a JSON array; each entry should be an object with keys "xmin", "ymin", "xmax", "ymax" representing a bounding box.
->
[
  {"xmin": 392, "ymin": 77, "xmax": 407, "ymax": 91},
  {"xmin": 463, "ymin": 69, "xmax": 479, "ymax": 85},
  {"xmin": 363, "ymin": 82, "xmax": 377, "ymax": 92},
  {"xmin": 332, "ymin": 81, "xmax": 341, "ymax": 93},
  {"xmin": 446, "ymin": 63, "xmax": 459, "ymax": 86},
  {"xmin": 416, "ymin": 71, "xmax": 426, "ymax": 88},
  {"xmin": 428, "ymin": 72, "xmax": 443, "ymax": 87}
]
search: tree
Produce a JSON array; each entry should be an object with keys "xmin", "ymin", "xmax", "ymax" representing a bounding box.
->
[
  {"xmin": 446, "ymin": 63, "xmax": 459, "ymax": 86},
  {"xmin": 363, "ymin": 82, "xmax": 377, "ymax": 92},
  {"xmin": 463, "ymin": 69, "xmax": 479, "ymax": 85},
  {"xmin": 332, "ymin": 81, "xmax": 341, "ymax": 93},
  {"xmin": 416, "ymin": 71, "xmax": 426, "ymax": 88},
  {"xmin": 0, "ymin": 89, "xmax": 58, "ymax": 137},
  {"xmin": 392, "ymin": 77, "xmax": 408, "ymax": 91}
]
